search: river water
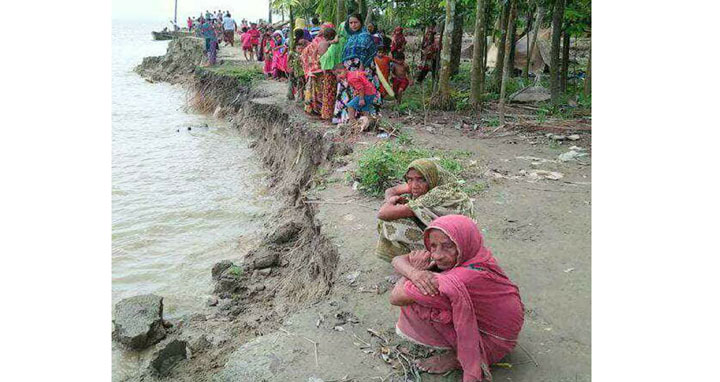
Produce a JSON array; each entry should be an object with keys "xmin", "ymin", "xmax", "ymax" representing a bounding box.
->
[{"xmin": 112, "ymin": 20, "xmax": 271, "ymax": 324}]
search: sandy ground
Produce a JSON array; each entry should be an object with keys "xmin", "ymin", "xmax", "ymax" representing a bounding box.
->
[{"xmin": 214, "ymin": 120, "xmax": 591, "ymax": 382}]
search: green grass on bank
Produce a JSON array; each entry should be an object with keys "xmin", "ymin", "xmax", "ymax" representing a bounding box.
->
[
  {"xmin": 198, "ymin": 63, "xmax": 264, "ymax": 85},
  {"xmin": 352, "ymin": 141, "xmax": 485, "ymax": 197}
]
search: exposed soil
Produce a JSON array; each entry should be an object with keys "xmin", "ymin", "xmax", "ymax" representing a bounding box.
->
[{"xmin": 120, "ymin": 36, "xmax": 591, "ymax": 382}]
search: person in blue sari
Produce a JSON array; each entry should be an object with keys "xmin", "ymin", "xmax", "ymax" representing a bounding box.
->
[
  {"xmin": 200, "ymin": 18, "xmax": 218, "ymax": 66},
  {"xmin": 332, "ymin": 13, "xmax": 382, "ymax": 125}
]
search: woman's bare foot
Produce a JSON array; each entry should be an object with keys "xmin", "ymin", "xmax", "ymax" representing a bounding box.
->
[{"xmin": 416, "ymin": 352, "xmax": 461, "ymax": 374}]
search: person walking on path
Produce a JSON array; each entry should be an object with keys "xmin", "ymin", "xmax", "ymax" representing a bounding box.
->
[{"xmin": 222, "ymin": 12, "xmax": 237, "ymax": 47}]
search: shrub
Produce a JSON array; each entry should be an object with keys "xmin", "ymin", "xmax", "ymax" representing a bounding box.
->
[{"xmin": 354, "ymin": 142, "xmax": 465, "ymax": 197}]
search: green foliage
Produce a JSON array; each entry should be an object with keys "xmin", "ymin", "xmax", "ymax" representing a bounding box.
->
[
  {"xmin": 396, "ymin": 128, "xmax": 414, "ymax": 146},
  {"xmin": 227, "ymin": 265, "xmax": 245, "ymax": 276},
  {"xmin": 564, "ymin": 0, "xmax": 591, "ymax": 36},
  {"xmin": 486, "ymin": 117, "xmax": 500, "ymax": 127},
  {"xmin": 205, "ymin": 64, "xmax": 264, "ymax": 85},
  {"xmin": 461, "ymin": 181, "xmax": 487, "ymax": 196},
  {"xmin": 354, "ymin": 141, "xmax": 466, "ymax": 196}
]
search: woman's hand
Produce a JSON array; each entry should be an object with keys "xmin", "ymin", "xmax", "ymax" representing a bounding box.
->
[
  {"xmin": 408, "ymin": 250, "xmax": 433, "ymax": 270},
  {"xmin": 387, "ymin": 195, "xmax": 408, "ymax": 205},
  {"xmin": 409, "ymin": 269, "xmax": 439, "ymax": 296}
]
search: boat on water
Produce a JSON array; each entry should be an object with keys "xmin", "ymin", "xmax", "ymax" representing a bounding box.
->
[
  {"xmin": 151, "ymin": 29, "xmax": 174, "ymax": 40},
  {"xmin": 152, "ymin": 0, "xmax": 182, "ymax": 40}
]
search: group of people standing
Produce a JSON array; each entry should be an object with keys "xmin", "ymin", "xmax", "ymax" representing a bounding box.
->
[
  {"xmin": 191, "ymin": 11, "xmax": 266, "ymax": 66},
  {"xmin": 192, "ymin": 12, "xmax": 446, "ymax": 129},
  {"xmin": 285, "ymin": 14, "xmax": 414, "ymax": 127}
]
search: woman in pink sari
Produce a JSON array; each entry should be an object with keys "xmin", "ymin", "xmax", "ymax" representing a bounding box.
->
[
  {"xmin": 390, "ymin": 215, "xmax": 524, "ymax": 382},
  {"xmin": 271, "ymin": 31, "xmax": 289, "ymax": 79},
  {"xmin": 262, "ymin": 30, "xmax": 275, "ymax": 78}
]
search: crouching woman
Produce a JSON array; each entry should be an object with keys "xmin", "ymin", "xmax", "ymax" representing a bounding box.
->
[{"xmin": 389, "ymin": 215, "xmax": 524, "ymax": 382}]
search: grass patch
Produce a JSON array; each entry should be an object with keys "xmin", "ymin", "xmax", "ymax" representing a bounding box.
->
[
  {"xmin": 226, "ymin": 265, "xmax": 245, "ymax": 277},
  {"xmin": 485, "ymin": 117, "xmax": 500, "ymax": 127},
  {"xmin": 461, "ymin": 181, "xmax": 488, "ymax": 196},
  {"xmin": 353, "ymin": 141, "xmax": 469, "ymax": 197},
  {"xmin": 201, "ymin": 64, "xmax": 264, "ymax": 85}
]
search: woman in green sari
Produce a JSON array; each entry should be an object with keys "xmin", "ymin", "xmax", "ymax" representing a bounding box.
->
[{"xmin": 376, "ymin": 159, "xmax": 475, "ymax": 262}]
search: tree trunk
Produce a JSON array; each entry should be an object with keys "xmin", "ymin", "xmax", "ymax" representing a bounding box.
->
[
  {"xmin": 550, "ymin": 0, "xmax": 565, "ymax": 103},
  {"xmin": 584, "ymin": 43, "xmax": 591, "ymax": 96},
  {"xmin": 287, "ymin": 6, "xmax": 295, "ymax": 100},
  {"xmin": 337, "ymin": 0, "xmax": 346, "ymax": 26},
  {"xmin": 498, "ymin": 0, "xmax": 517, "ymax": 126},
  {"xmin": 365, "ymin": 3, "xmax": 373, "ymax": 25},
  {"xmin": 508, "ymin": 11, "xmax": 518, "ymax": 79},
  {"xmin": 432, "ymin": 0, "xmax": 456, "ymax": 110},
  {"xmin": 470, "ymin": 0, "xmax": 487, "ymax": 109},
  {"xmin": 483, "ymin": 1, "xmax": 492, "ymax": 75},
  {"xmin": 268, "ymin": 1, "xmax": 272, "ymax": 23},
  {"xmin": 358, "ymin": 0, "xmax": 367, "ymax": 20},
  {"xmin": 525, "ymin": 5, "xmax": 545, "ymax": 82},
  {"xmin": 432, "ymin": 20, "xmax": 445, "ymax": 93},
  {"xmin": 494, "ymin": 2, "xmax": 511, "ymax": 90},
  {"xmin": 450, "ymin": 9, "xmax": 464, "ymax": 77},
  {"xmin": 561, "ymin": 27, "xmax": 570, "ymax": 93}
]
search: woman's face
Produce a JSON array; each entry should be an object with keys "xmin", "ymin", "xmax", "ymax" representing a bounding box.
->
[
  {"xmin": 348, "ymin": 17, "xmax": 361, "ymax": 32},
  {"xmin": 406, "ymin": 169, "xmax": 430, "ymax": 198},
  {"xmin": 428, "ymin": 229, "xmax": 458, "ymax": 270},
  {"xmin": 367, "ymin": 23, "xmax": 375, "ymax": 33}
]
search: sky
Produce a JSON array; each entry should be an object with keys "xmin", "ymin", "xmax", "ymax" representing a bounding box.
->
[{"xmin": 112, "ymin": 0, "xmax": 271, "ymax": 22}]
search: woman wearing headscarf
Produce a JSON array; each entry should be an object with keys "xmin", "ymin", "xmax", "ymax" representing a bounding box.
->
[
  {"xmin": 376, "ymin": 158, "xmax": 474, "ymax": 262},
  {"xmin": 199, "ymin": 17, "xmax": 218, "ymax": 66},
  {"xmin": 390, "ymin": 27, "xmax": 407, "ymax": 55},
  {"xmin": 332, "ymin": 14, "xmax": 382, "ymax": 124},
  {"xmin": 389, "ymin": 215, "xmax": 524, "ymax": 381},
  {"xmin": 417, "ymin": 24, "xmax": 440, "ymax": 83},
  {"xmin": 271, "ymin": 31, "xmax": 289, "ymax": 78},
  {"xmin": 367, "ymin": 22, "xmax": 384, "ymax": 50},
  {"xmin": 294, "ymin": 18, "xmax": 313, "ymax": 43},
  {"xmin": 300, "ymin": 23, "xmax": 328, "ymax": 116},
  {"xmin": 320, "ymin": 21, "xmax": 347, "ymax": 121}
]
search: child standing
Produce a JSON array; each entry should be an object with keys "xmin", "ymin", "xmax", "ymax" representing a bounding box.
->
[
  {"xmin": 248, "ymin": 23, "xmax": 261, "ymax": 61},
  {"xmin": 289, "ymin": 29, "xmax": 309, "ymax": 100},
  {"xmin": 374, "ymin": 47, "xmax": 392, "ymax": 98},
  {"xmin": 391, "ymin": 52, "xmax": 412, "ymax": 104},
  {"xmin": 241, "ymin": 27, "xmax": 253, "ymax": 61}
]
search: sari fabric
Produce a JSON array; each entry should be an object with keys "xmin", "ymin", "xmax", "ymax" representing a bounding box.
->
[
  {"xmin": 320, "ymin": 22, "xmax": 347, "ymax": 71},
  {"xmin": 263, "ymin": 38, "xmax": 275, "ymax": 74},
  {"xmin": 271, "ymin": 32, "xmax": 288, "ymax": 75},
  {"xmin": 376, "ymin": 159, "xmax": 474, "ymax": 262},
  {"xmin": 301, "ymin": 35, "xmax": 327, "ymax": 115},
  {"xmin": 398, "ymin": 215, "xmax": 524, "ymax": 382},
  {"xmin": 342, "ymin": 22, "xmax": 377, "ymax": 68},
  {"xmin": 391, "ymin": 27, "xmax": 407, "ymax": 53}
]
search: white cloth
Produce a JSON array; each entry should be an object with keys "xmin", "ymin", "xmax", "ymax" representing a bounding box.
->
[{"xmin": 223, "ymin": 17, "xmax": 235, "ymax": 31}]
